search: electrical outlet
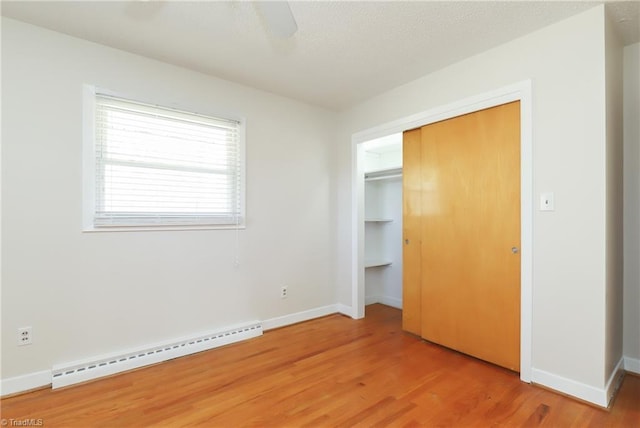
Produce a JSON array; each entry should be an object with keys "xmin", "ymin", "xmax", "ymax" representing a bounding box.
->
[
  {"xmin": 17, "ymin": 327, "xmax": 32, "ymax": 346},
  {"xmin": 281, "ymin": 286, "xmax": 288, "ymax": 299}
]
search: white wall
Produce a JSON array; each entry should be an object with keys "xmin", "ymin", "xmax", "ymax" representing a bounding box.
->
[
  {"xmin": 604, "ymin": 12, "xmax": 624, "ymax": 383},
  {"xmin": 623, "ymin": 42, "xmax": 640, "ymax": 368},
  {"xmin": 363, "ymin": 148, "xmax": 402, "ymax": 172},
  {"xmin": 336, "ymin": 5, "xmax": 616, "ymax": 400},
  {"xmin": 1, "ymin": 18, "xmax": 338, "ymax": 382}
]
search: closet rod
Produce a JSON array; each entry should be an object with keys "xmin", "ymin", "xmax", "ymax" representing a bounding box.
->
[{"xmin": 365, "ymin": 173, "xmax": 402, "ymax": 181}]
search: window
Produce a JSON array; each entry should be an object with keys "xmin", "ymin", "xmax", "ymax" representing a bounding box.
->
[{"xmin": 84, "ymin": 87, "xmax": 244, "ymax": 229}]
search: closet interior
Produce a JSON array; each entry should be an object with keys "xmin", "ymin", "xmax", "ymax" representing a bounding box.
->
[{"xmin": 362, "ymin": 134, "xmax": 403, "ymax": 309}]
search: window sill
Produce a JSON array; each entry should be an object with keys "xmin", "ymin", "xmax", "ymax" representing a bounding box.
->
[{"xmin": 82, "ymin": 224, "xmax": 246, "ymax": 233}]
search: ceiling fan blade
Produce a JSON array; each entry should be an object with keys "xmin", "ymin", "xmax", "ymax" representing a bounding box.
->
[{"xmin": 257, "ymin": 1, "xmax": 298, "ymax": 39}]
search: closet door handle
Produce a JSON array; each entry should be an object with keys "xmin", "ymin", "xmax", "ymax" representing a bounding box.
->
[
  {"xmin": 511, "ymin": 246, "xmax": 519, "ymax": 254},
  {"xmin": 405, "ymin": 239, "xmax": 410, "ymax": 245}
]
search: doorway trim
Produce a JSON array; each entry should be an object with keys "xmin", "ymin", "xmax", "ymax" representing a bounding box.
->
[{"xmin": 350, "ymin": 80, "xmax": 533, "ymax": 383}]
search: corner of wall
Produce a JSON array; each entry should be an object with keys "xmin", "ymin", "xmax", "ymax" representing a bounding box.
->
[
  {"xmin": 532, "ymin": 356, "xmax": 624, "ymax": 408},
  {"xmin": 603, "ymin": 6, "xmax": 625, "ymax": 385},
  {"xmin": 624, "ymin": 356, "xmax": 640, "ymax": 374},
  {"xmin": 623, "ymin": 42, "xmax": 640, "ymax": 363}
]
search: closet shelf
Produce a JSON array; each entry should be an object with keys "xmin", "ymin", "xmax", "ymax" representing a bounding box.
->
[
  {"xmin": 364, "ymin": 167, "xmax": 402, "ymax": 181},
  {"xmin": 365, "ymin": 260, "xmax": 392, "ymax": 268}
]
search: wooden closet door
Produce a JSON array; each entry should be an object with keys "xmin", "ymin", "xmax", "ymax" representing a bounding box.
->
[
  {"xmin": 408, "ymin": 101, "xmax": 521, "ymax": 371},
  {"xmin": 402, "ymin": 128, "xmax": 423, "ymax": 336}
]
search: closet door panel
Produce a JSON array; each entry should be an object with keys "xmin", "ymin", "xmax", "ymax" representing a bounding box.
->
[
  {"xmin": 420, "ymin": 102, "xmax": 521, "ymax": 371},
  {"xmin": 402, "ymin": 128, "xmax": 423, "ymax": 336}
]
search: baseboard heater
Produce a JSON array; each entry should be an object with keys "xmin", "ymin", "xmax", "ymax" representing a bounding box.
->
[{"xmin": 52, "ymin": 321, "xmax": 262, "ymax": 389}]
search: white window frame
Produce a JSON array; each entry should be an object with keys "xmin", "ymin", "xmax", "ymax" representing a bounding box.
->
[{"xmin": 82, "ymin": 85, "xmax": 246, "ymax": 232}]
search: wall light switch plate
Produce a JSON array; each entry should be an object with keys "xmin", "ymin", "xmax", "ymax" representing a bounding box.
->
[{"xmin": 540, "ymin": 192, "xmax": 554, "ymax": 211}]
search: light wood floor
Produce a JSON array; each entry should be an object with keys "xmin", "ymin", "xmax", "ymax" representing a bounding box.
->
[{"xmin": 1, "ymin": 304, "xmax": 639, "ymax": 427}]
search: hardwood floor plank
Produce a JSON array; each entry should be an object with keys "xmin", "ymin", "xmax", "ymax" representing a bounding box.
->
[{"xmin": 1, "ymin": 304, "xmax": 638, "ymax": 427}]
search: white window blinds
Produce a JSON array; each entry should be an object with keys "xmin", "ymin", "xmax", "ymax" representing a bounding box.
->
[{"xmin": 93, "ymin": 94, "xmax": 243, "ymax": 227}]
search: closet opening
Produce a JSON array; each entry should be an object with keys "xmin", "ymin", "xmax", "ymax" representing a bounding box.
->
[
  {"xmin": 361, "ymin": 134, "xmax": 403, "ymax": 313},
  {"xmin": 350, "ymin": 80, "xmax": 533, "ymax": 382}
]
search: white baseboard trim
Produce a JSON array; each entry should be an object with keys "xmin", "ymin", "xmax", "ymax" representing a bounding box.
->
[
  {"xmin": 605, "ymin": 358, "xmax": 626, "ymax": 406},
  {"xmin": 1, "ymin": 370, "xmax": 51, "ymax": 397},
  {"xmin": 532, "ymin": 359, "xmax": 624, "ymax": 408},
  {"xmin": 261, "ymin": 304, "xmax": 339, "ymax": 331},
  {"xmin": 624, "ymin": 356, "xmax": 640, "ymax": 374},
  {"xmin": 365, "ymin": 295, "xmax": 378, "ymax": 306},
  {"xmin": 365, "ymin": 295, "xmax": 402, "ymax": 309},
  {"xmin": 532, "ymin": 368, "xmax": 606, "ymax": 407},
  {"xmin": 336, "ymin": 303, "xmax": 352, "ymax": 317},
  {"xmin": 378, "ymin": 296, "xmax": 402, "ymax": 309}
]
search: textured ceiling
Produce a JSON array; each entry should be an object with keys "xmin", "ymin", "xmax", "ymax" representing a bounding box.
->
[{"xmin": 2, "ymin": 1, "xmax": 639, "ymax": 110}]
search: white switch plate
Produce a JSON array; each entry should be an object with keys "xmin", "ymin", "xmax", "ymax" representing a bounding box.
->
[{"xmin": 540, "ymin": 192, "xmax": 554, "ymax": 211}]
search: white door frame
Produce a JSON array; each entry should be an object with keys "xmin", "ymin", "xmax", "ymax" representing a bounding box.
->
[{"xmin": 350, "ymin": 80, "xmax": 533, "ymax": 382}]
